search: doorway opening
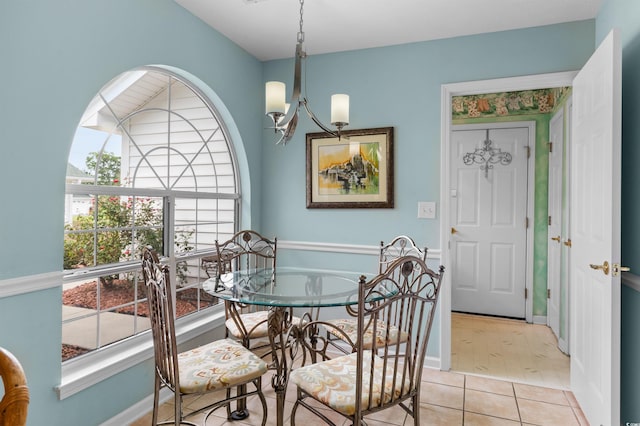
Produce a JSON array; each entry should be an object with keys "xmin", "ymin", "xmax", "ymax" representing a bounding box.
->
[{"xmin": 439, "ymin": 71, "xmax": 578, "ymax": 385}]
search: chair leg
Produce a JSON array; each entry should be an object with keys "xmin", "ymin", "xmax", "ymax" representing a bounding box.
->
[
  {"xmin": 412, "ymin": 395, "xmax": 420, "ymax": 426},
  {"xmin": 152, "ymin": 375, "xmax": 161, "ymax": 426}
]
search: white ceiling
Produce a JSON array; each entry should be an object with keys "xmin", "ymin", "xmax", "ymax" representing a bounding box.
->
[{"xmin": 175, "ymin": 0, "xmax": 603, "ymax": 61}]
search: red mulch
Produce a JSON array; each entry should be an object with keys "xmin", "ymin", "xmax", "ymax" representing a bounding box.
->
[{"xmin": 62, "ymin": 279, "xmax": 217, "ymax": 361}]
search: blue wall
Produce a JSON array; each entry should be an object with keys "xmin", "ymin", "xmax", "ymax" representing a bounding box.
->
[
  {"xmin": 261, "ymin": 21, "xmax": 594, "ymax": 252},
  {"xmin": 0, "ymin": 0, "xmax": 263, "ymax": 424},
  {"xmin": 596, "ymin": 0, "xmax": 640, "ymax": 422}
]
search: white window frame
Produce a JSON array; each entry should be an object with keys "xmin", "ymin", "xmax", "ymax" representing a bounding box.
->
[{"xmin": 60, "ymin": 67, "xmax": 240, "ymax": 398}]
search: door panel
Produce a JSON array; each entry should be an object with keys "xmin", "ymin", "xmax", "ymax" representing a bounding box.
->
[
  {"xmin": 570, "ymin": 29, "xmax": 621, "ymax": 426},
  {"xmin": 451, "ymin": 125, "xmax": 529, "ymax": 318}
]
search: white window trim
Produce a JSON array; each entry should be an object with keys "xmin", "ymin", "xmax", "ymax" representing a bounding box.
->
[{"xmin": 56, "ymin": 305, "xmax": 226, "ymax": 399}]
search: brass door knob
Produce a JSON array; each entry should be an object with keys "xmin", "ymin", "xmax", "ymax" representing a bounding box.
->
[
  {"xmin": 589, "ymin": 261, "xmax": 610, "ymax": 275},
  {"xmin": 551, "ymin": 236, "xmax": 561, "ymax": 243},
  {"xmin": 564, "ymin": 239, "xmax": 572, "ymax": 247},
  {"xmin": 451, "ymin": 227, "xmax": 458, "ymax": 235}
]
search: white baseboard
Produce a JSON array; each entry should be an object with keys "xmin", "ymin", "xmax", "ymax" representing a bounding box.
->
[
  {"xmin": 532, "ymin": 315, "xmax": 547, "ymax": 325},
  {"xmin": 101, "ymin": 388, "xmax": 172, "ymax": 426}
]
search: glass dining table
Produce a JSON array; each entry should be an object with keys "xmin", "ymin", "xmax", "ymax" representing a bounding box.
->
[{"xmin": 202, "ymin": 266, "xmax": 369, "ymax": 426}]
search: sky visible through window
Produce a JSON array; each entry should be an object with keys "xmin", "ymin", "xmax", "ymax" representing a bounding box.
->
[{"xmin": 69, "ymin": 127, "xmax": 122, "ymax": 171}]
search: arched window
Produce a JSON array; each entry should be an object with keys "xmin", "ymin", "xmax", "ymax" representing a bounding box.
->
[{"xmin": 62, "ymin": 67, "xmax": 239, "ymax": 361}]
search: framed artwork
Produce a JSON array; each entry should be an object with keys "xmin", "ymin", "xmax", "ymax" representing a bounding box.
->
[{"xmin": 306, "ymin": 127, "xmax": 394, "ymax": 208}]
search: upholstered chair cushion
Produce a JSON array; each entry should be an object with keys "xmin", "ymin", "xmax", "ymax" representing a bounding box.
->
[
  {"xmin": 290, "ymin": 351, "xmax": 411, "ymax": 416},
  {"xmin": 178, "ymin": 338, "xmax": 268, "ymax": 394},
  {"xmin": 325, "ymin": 318, "xmax": 409, "ymax": 349},
  {"xmin": 226, "ymin": 311, "xmax": 301, "ymax": 339}
]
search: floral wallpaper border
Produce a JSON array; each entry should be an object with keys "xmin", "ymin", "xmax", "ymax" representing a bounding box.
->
[{"xmin": 452, "ymin": 87, "xmax": 571, "ymax": 119}]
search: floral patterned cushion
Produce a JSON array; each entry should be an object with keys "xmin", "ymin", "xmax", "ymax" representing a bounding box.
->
[
  {"xmin": 226, "ymin": 311, "xmax": 301, "ymax": 339},
  {"xmin": 178, "ymin": 338, "xmax": 268, "ymax": 394},
  {"xmin": 289, "ymin": 351, "xmax": 411, "ymax": 416},
  {"xmin": 325, "ymin": 318, "xmax": 408, "ymax": 349}
]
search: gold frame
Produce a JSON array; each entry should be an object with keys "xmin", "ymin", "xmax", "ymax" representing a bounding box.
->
[{"xmin": 306, "ymin": 127, "xmax": 394, "ymax": 209}]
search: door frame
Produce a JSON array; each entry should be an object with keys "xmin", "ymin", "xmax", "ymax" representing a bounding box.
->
[
  {"xmin": 439, "ymin": 71, "xmax": 577, "ymax": 371},
  {"xmin": 450, "ymin": 121, "xmax": 534, "ymax": 319}
]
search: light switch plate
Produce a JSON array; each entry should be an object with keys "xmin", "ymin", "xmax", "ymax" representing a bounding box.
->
[{"xmin": 417, "ymin": 201, "xmax": 436, "ymax": 219}]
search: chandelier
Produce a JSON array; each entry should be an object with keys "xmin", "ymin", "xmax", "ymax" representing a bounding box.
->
[{"xmin": 265, "ymin": 0, "xmax": 349, "ymax": 145}]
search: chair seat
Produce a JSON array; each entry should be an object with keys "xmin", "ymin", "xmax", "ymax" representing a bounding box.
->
[
  {"xmin": 178, "ymin": 338, "xmax": 268, "ymax": 394},
  {"xmin": 290, "ymin": 351, "xmax": 411, "ymax": 416},
  {"xmin": 325, "ymin": 318, "xmax": 409, "ymax": 349},
  {"xmin": 226, "ymin": 311, "xmax": 301, "ymax": 339}
]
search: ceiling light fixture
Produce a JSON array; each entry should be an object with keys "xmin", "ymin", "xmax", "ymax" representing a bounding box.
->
[{"xmin": 265, "ymin": 0, "xmax": 349, "ymax": 145}]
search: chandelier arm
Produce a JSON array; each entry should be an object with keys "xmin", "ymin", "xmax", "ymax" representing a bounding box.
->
[
  {"xmin": 272, "ymin": 43, "xmax": 304, "ymax": 132},
  {"xmin": 302, "ymin": 99, "xmax": 339, "ymax": 137}
]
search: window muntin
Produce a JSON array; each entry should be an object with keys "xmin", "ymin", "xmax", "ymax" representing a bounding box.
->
[{"xmin": 63, "ymin": 68, "xmax": 239, "ymax": 361}]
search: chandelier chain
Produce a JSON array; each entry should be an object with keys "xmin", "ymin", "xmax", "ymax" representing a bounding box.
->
[{"xmin": 297, "ymin": 0, "xmax": 305, "ymax": 43}]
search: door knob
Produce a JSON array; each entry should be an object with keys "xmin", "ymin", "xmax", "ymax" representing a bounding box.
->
[
  {"xmin": 564, "ymin": 239, "xmax": 572, "ymax": 247},
  {"xmin": 551, "ymin": 236, "xmax": 561, "ymax": 243},
  {"xmin": 451, "ymin": 227, "xmax": 458, "ymax": 235},
  {"xmin": 612, "ymin": 263, "xmax": 631, "ymax": 277},
  {"xmin": 589, "ymin": 260, "xmax": 610, "ymax": 275}
]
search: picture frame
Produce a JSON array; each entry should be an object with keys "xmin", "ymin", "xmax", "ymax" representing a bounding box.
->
[{"xmin": 306, "ymin": 127, "xmax": 394, "ymax": 208}]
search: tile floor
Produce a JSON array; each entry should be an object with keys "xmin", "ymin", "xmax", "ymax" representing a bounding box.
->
[
  {"xmin": 451, "ymin": 313, "xmax": 570, "ymax": 390},
  {"xmin": 129, "ymin": 368, "xmax": 588, "ymax": 425}
]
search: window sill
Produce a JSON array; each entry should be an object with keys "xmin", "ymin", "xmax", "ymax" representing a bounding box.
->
[{"xmin": 56, "ymin": 306, "xmax": 226, "ymax": 400}]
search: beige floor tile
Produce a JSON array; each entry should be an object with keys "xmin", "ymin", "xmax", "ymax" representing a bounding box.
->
[
  {"xmin": 571, "ymin": 406, "xmax": 590, "ymax": 426},
  {"xmin": 421, "ymin": 381, "xmax": 465, "ymax": 410},
  {"xmin": 517, "ymin": 398, "xmax": 579, "ymax": 426},
  {"xmin": 564, "ymin": 391, "xmax": 580, "ymax": 407},
  {"xmin": 465, "ymin": 375, "xmax": 514, "ymax": 397},
  {"xmin": 422, "ymin": 367, "xmax": 465, "ymax": 388},
  {"xmin": 464, "ymin": 389, "xmax": 520, "ymax": 422},
  {"xmin": 416, "ymin": 403, "xmax": 464, "ymax": 426},
  {"xmin": 513, "ymin": 382, "xmax": 569, "ymax": 406},
  {"xmin": 463, "ymin": 412, "xmax": 521, "ymax": 425}
]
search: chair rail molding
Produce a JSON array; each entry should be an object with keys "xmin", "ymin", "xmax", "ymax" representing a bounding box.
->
[
  {"xmin": 0, "ymin": 271, "xmax": 61, "ymax": 298},
  {"xmin": 621, "ymin": 271, "xmax": 640, "ymax": 293},
  {"xmin": 278, "ymin": 240, "xmax": 442, "ymax": 260}
]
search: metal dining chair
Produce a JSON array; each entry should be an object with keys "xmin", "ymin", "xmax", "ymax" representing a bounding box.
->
[
  {"xmin": 324, "ymin": 235, "xmax": 428, "ymax": 353},
  {"xmin": 215, "ymin": 230, "xmax": 299, "ymax": 353},
  {"xmin": 141, "ymin": 248, "xmax": 268, "ymax": 426},
  {"xmin": 290, "ymin": 255, "xmax": 444, "ymax": 425}
]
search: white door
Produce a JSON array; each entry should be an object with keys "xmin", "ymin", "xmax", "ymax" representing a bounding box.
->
[
  {"xmin": 547, "ymin": 109, "xmax": 563, "ymax": 340},
  {"xmin": 570, "ymin": 29, "xmax": 621, "ymax": 426},
  {"xmin": 451, "ymin": 124, "xmax": 530, "ymax": 318}
]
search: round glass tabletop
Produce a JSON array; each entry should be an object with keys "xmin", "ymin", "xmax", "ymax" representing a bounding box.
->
[{"xmin": 202, "ymin": 267, "xmax": 369, "ymax": 308}]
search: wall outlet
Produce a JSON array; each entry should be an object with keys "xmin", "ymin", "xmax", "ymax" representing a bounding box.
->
[{"xmin": 417, "ymin": 201, "xmax": 436, "ymax": 219}]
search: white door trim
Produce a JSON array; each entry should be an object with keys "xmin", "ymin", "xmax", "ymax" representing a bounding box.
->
[{"xmin": 439, "ymin": 71, "xmax": 577, "ymax": 371}]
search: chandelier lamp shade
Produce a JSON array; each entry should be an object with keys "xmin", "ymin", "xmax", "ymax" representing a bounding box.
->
[{"xmin": 265, "ymin": 0, "xmax": 349, "ymax": 145}]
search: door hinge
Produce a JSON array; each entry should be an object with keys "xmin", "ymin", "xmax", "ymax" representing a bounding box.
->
[
  {"xmin": 526, "ymin": 146, "xmax": 531, "ymax": 159},
  {"xmin": 548, "ymin": 141, "xmax": 553, "ymax": 153},
  {"xmin": 525, "ymin": 217, "xmax": 529, "ymax": 229},
  {"xmin": 547, "ymin": 289, "xmax": 551, "ymax": 299},
  {"xmin": 525, "ymin": 288, "xmax": 528, "ymax": 299},
  {"xmin": 548, "ymin": 215, "xmax": 552, "ymax": 226}
]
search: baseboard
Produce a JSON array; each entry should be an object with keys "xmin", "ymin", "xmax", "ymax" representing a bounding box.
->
[
  {"xmin": 558, "ymin": 337, "xmax": 569, "ymax": 355},
  {"xmin": 532, "ymin": 315, "xmax": 547, "ymax": 325},
  {"xmin": 101, "ymin": 388, "xmax": 173, "ymax": 426},
  {"xmin": 424, "ymin": 355, "xmax": 441, "ymax": 370}
]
